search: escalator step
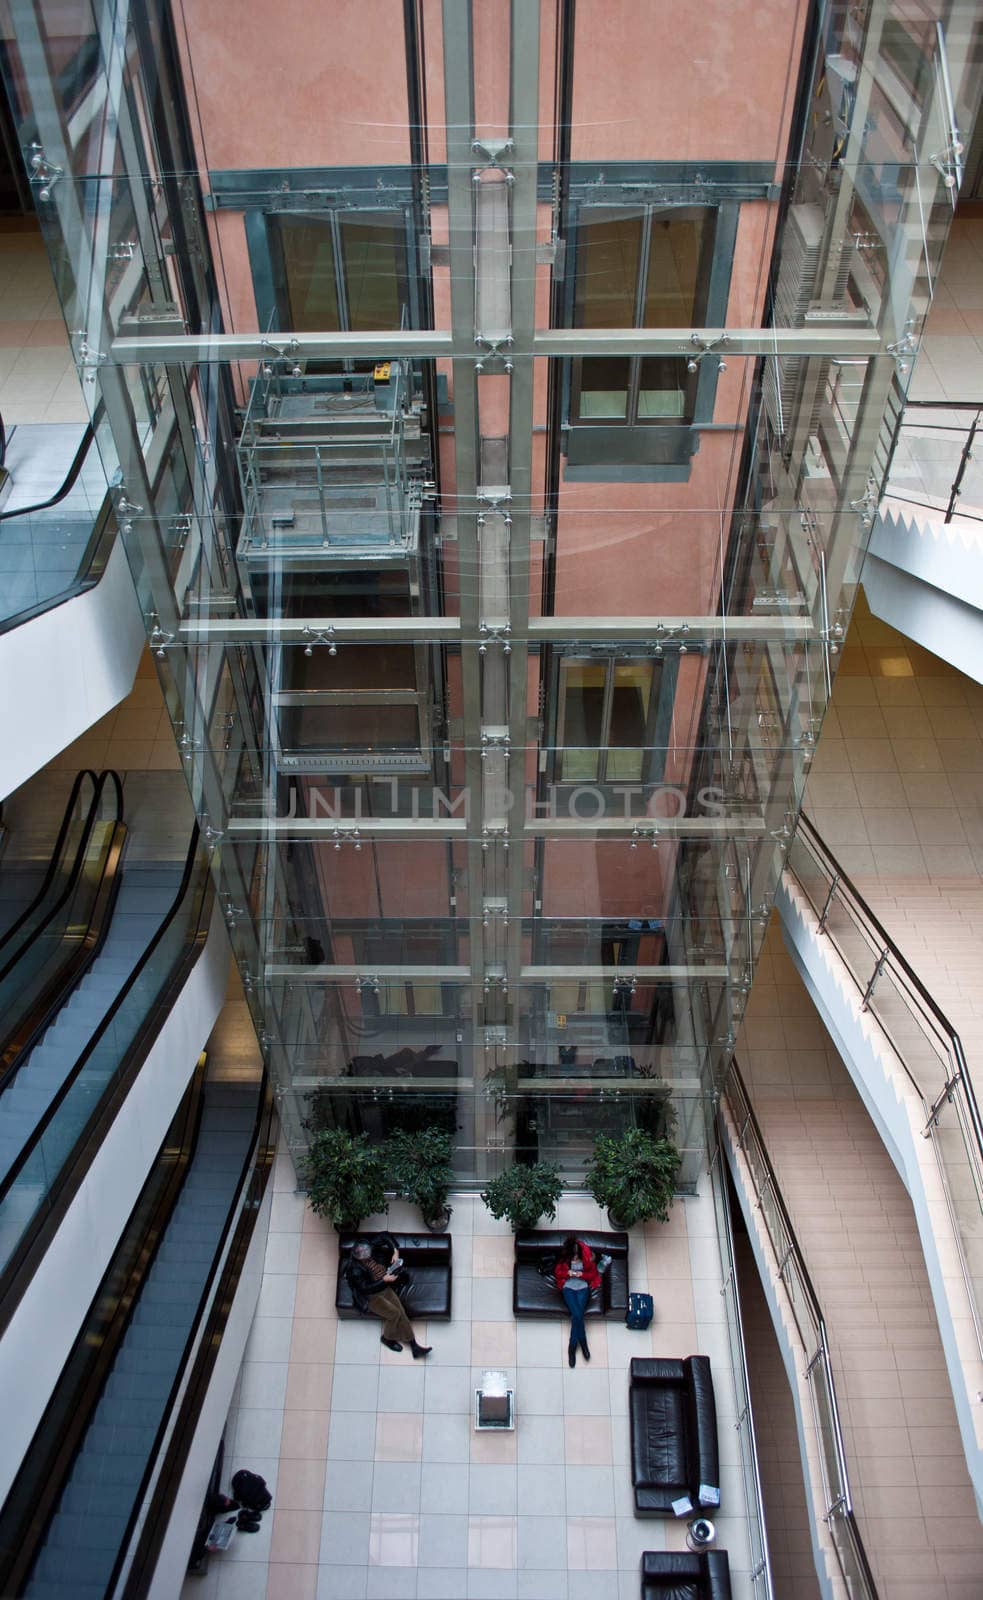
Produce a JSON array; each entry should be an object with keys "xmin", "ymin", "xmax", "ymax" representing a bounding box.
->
[
  {"xmin": 42, "ymin": 1512, "xmax": 130, "ymax": 1555},
  {"xmin": 102, "ymin": 1370, "xmax": 173, "ymax": 1403}
]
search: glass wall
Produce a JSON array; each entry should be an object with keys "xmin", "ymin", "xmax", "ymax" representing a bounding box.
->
[{"xmin": 1, "ymin": 0, "xmax": 979, "ymax": 1182}]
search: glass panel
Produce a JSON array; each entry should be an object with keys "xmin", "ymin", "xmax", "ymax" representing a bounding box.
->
[
  {"xmin": 273, "ymin": 216, "xmax": 341, "ymax": 330},
  {"xmin": 558, "ymin": 660, "xmax": 606, "ymax": 781},
  {"xmin": 339, "ymin": 211, "xmax": 407, "ymax": 331},
  {"xmin": 576, "ymin": 356, "xmax": 631, "ymax": 418},
  {"xmin": 637, "ymin": 356, "xmax": 687, "ymax": 417},
  {"xmin": 643, "ymin": 214, "xmax": 707, "ymax": 325},
  {"xmin": 606, "ymin": 659, "xmax": 654, "ymax": 780},
  {"xmin": 574, "ymin": 210, "xmax": 643, "ymax": 327}
]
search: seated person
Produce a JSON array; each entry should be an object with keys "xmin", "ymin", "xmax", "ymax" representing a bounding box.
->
[
  {"xmin": 554, "ymin": 1234, "xmax": 602, "ymax": 1367},
  {"xmin": 370, "ymin": 1232, "xmax": 414, "ymax": 1296},
  {"xmin": 346, "ymin": 1239, "xmax": 431, "ymax": 1359}
]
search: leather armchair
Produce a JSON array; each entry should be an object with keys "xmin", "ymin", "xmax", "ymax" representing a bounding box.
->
[
  {"xmin": 336, "ymin": 1232, "xmax": 453, "ymax": 1318},
  {"xmin": 640, "ymin": 1550, "xmax": 733, "ymax": 1600},
  {"xmin": 629, "ymin": 1356, "xmax": 720, "ymax": 1516},
  {"xmin": 512, "ymin": 1229, "xmax": 629, "ymax": 1317}
]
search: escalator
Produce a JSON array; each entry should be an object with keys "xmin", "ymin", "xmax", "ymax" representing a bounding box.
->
[
  {"xmin": 0, "ymin": 823, "xmax": 212, "ymax": 1303},
  {"xmin": 0, "ymin": 419, "xmax": 113, "ymax": 635},
  {"xmin": 0, "ymin": 769, "xmax": 122, "ymax": 972},
  {"xmin": 0, "ymin": 1057, "xmax": 271, "ymax": 1599}
]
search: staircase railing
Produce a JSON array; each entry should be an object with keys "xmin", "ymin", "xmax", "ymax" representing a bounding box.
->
[
  {"xmin": 787, "ymin": 812, "xmax": 983, "ymax": 1363},
  {"xmin": 721, "ymin": 1059, "xmax": 879, "ymax": 1600},
  {"xmin": 884, "ymin": 399, "xmax": 983, "ymax": 525}
]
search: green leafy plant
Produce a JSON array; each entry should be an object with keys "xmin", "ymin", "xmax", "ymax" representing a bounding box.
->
[
  {"xmin": 480, "ymin": 1161, "xmax": 564, "ymax": 1232},
  {"xmin": 385, "ymin": 1127, "xmax": 454, "ymax": 1229},
  {"xmin": 585, "ymin": 1128, "xmax": 681, "ymax": 1228},
  {"xmin": 304, "ymin": 1128, "xmax": 387, "ymax": 1229}
]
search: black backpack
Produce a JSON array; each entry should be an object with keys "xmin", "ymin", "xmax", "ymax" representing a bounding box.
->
[{"xmin": 231, "ymin": 1469, "xmax": 273, "ymax": 1511}]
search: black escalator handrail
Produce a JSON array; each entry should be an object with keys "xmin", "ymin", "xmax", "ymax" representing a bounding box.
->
[
  {"xmin": 0, "ymin": 824, "xmax": 212, "ymax": 1326},
  {"xmin": 0, "ymin": 419, "xmax": 96, "ymax": 523},
  {"xmin": 0, "ymin": 1060, "xmax": 209, "ymax": 1599},
  {"xmin": 0, "ymin": 768, "xmax": 124, "ymax": 986},
  {"xmin": 0, "ymin": 771, "xmax": 124, "ymax": 985},
  {"xmin": 0, "ymin": 494, "xmax": 117, "ymax": 640},
  {"xmin": 118, "ymin": 1077, "xmax": 276, "ymax": 1600},
  {"xmin": 0, "ymin": 767, "xmax": 101, "ymax": 962},
  {"xmin": 0, "ymin": 814, "xmax": 128, "ymax": 1093}
]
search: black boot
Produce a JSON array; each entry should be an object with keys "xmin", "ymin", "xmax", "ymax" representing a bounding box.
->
[
  {"xmin": 381, "ymin": 1338, "xmax": 403, "ymax": 1352},
  {"xmin": 411, "ymin": 1341, "xmax": 432, "ymax": 1359},
  {"xmin": 568, "ymin": 1341, "xmax": 577, "ymax": 1367},
  {"xmin": 579, "ymin": 1336, "xmax": 591, "ymax": 1361}
]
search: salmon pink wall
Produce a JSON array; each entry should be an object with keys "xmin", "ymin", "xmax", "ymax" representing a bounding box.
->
[
  {"xmin": 175, "ymin": 0, "xmax": 411, "ymax": 172},
  {"xmin": 569, "ymin": 0, "xmax": 811, "ymax": 166}
]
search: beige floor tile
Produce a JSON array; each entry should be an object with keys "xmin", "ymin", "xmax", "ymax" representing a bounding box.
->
[
  {"xmin": 471, "ymin": 1320, "xmax": 516, "ymax": 1366},
  {"xmin": 289, "ymin": 1318, "xmax": 336, "ymax": 1365},
  {"xmin": 275, "ymin": 1458, "xmax": 328, "ymax": 1512},
  {"xmin": 375, "ymin": 1412, "xmax": 424, "ymax": 1461},
  {"xmin": 269, "ymin": 1508, "xmax": 323, "ymax": 1565},
  {"xmin": 563, "ymin": 1415, "xmax": 612, "ymax": 1465},
  {"xmin": 279, "ymin": 1409, "xmax": 331, "ymax": 1460},
  {"xmin": 284, "ymin": 1363, "xmax": 333, "ymax": 1412},
  {"xmin": 265, "ymin": 1565, "xmax": 317, "ymax": 1600}
]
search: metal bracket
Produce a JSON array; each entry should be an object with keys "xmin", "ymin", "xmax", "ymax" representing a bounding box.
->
[
  {"xmin": 471, "ymin": 137, "xmax": 515, "ymax": 181},
  {"xmin": 27, "ymin": 142, "xmax": 63, "ymax": 200}
]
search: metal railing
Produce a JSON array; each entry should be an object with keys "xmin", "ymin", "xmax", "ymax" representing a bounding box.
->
[
  {"xmin": 0, "ymin": 415, "xmax": 116, "ymax": 635},
  {"xmin": 721, "ymin": 1060, "xmax": 879, "ymax": 1600},
  {"xmin": 885, "ymin": 399, "xmax": 982, "ymax": 525},
  {"xmin": 787, "ymin": 812, "xmax": 983, "ymax": 1362},
  {"xmin": 237, "ymin": 356, "xmax": 416, "ymax": 551},
  {"xmin": 704, "ymin": 1096, "xmax": 775, "ymax": 1600}
]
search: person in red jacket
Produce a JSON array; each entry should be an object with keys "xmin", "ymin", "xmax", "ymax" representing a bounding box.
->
[{"xmin": 554, "ymin": 1235, "xmax": 602, "ymax": 1366}]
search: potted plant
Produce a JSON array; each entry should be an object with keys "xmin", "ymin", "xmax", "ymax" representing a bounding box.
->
[
  {"xmin": 304, "ymin": 1128, "xmax": 387, "ymax": 1231},
  {"xmin": 585, "ymin": 1127, "xmax": 681, "ymax": 1230},
  {"xmin": 385, "ymin": 1127, "xmax": 454, "ymax": 1231},
  {"xmin": 480, "ymin": 1160, "xmax": 564, "ymax": 1232}
]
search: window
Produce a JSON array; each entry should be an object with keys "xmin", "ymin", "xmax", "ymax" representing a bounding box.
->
[
  {"xmin": 268, "ymin": 210, "xmax": 408, "ymax": 334},
  {"xmin": 556, "ymin": 655, "xmax": 666, "ymax": 783},
  {"xmin": 571, "ymin": 207, "xmax": 716, "ymax": 427}
]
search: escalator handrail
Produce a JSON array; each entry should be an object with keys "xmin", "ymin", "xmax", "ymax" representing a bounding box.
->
[
  {"xmin": 0, "ymin": 417, "xmax": 117, "ymax": 639},
  {"xmin": 0, "ymin": 1059, "xmax": 209, "ymax": 1598},
  {"xmin": 117, "ymin": 1076, "xmax": 275, "ymax": 1600},
  {"xmin": 0, "ymin": 814, "xmax": 128, "ymax": 1095},
  {"xmin": 0, "ymin": 769, "xmax": 124, "ymax": 982},
  {"xmin": 0, "ymin": 418, "xmax": 96, "ymax": 522},
  {"xmin": 0, "ymin": 767, "xmax": 100, "ymax": 962},
  {"xmin": 0, "ymin": 821, "xmax": 209, "ymax": 1234}
]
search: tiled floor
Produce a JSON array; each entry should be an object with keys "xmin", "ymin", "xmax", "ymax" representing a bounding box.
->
[
  {"xmin": 0, "ymin": 217, "xmax": 87, "ymax": 425},
  {"xmin": 738, "ymin": 922, "xmax": 983, "ymax": 1600},
  {"xmin": 184, "ymin": 1177, "xmax": 759, "ymax": 1600}
]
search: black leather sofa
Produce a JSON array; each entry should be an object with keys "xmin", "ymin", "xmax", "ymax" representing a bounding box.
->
[
  {"xmin": 640, "ymin": 1550, "xmax": 733, "ymax": 1600},
  {"xmin": 335, "ymin": 1232, "xmax": 453, "ymax": 1319},
  {"xmin": 512, "ymin": 1229, "xmax": 629, "ymax": 1317},
  {"xmin": 629, "ymin": 1356, "xmax": 720, "ymax": 1516}
]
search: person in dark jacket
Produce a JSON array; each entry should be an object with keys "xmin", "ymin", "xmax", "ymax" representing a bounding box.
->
[
  {"xmin": 554, "ymin": 1235, "xmax": 602, "ymax": 1366},
  {"xmin": 346, "ymin": 1240, "xmax": 431, "ymax": 1358}
]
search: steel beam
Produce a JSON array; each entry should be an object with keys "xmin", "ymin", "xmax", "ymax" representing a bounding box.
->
[
  {"xmin": 178, "ymin": 613, "xmax": 815, "ymax": 645},
  {"xmin": 107, "ymin": 325, "xmax": 884, "ymax": 365},
  {"xmin": 520, "ymin": 964, "xmax": 729, "ymax": 982}
]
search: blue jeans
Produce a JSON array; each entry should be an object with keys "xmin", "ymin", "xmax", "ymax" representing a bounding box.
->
[{"xmin": 562, "ymin": 1281, "xmax": 590, "ymax": 1347}]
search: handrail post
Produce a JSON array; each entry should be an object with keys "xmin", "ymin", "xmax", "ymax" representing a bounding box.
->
[
  {"xmin": 944, "ymin": 408, "xmax": 980, "ymax": 524},
  {"xmin": 861, "ymin": 949, "xmax": 888, "ymax": 1011},
  {"xmin": 818, "ymin": 871, "xmax": 840, "ymax": 933}
]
